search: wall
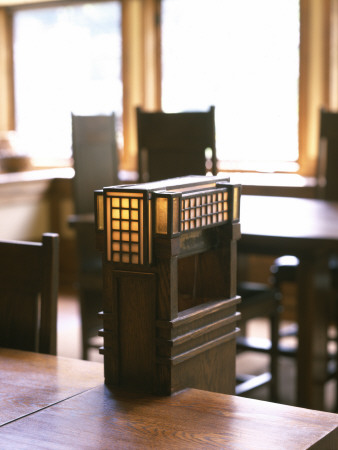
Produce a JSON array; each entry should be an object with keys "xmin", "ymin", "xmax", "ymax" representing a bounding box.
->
[{"xmin": 0, "ymin": 169, "xmax": 78, "ymax": 287}]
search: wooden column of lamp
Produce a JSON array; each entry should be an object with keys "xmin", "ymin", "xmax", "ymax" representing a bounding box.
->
[{"xmin": 94, "ymin": 175, "xmax": 241, "ymax": 395}]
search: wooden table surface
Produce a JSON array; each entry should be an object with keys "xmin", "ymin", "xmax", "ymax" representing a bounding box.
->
[
  {"xmin": 0, "ymin": 348, "xmax": 104, "ymax": 426},
  {"xmin": 0, "ymin": 349, "xmax": 338, "ymax": 449},
  {"xmin": 240, "ymin": 195, "xmax": 338, "ymax": 247},
  {"xmin": 1, "ymin": 383, "xmax": 338, "ymax": 449},
  {"xmin": 239, "ymin": 195, "xmax": 338, "ymax": 410}
]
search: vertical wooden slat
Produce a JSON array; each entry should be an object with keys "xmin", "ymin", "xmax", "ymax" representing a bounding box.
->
[{"xmin": 0, "ymin": 7, "xmax": 14, "ymax": 130}]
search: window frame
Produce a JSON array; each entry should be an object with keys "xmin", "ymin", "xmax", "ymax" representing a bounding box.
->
[{"xmin": 298, "ymin": 0, "xmax": 332, "ymax": 177}]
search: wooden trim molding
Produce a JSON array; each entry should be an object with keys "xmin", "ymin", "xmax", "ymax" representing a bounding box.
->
[
  {"xmin": 122, "ymin": 0, "xmax": 160, "ymax": 171},
  {"xmin": 0, "ymin": 8, "xmax": 14, "ymax": 130},
  {"xmin": 330, "ymin": 0, "xmax": 338, "ymax": 108},
  {"xmin": 298, "ymin": 0, "xmax": 332, "ymax": 177}
]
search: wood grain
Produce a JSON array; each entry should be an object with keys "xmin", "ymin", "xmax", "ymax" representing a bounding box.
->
[
  {"xmin": 100, "ymin": 222, "xmax": 240, "ymax": 395},
  {"xmin": 1, "ymin": 385, "xmax": 337, "ymax": 449},
  {"xmin": 0, "ymin": 348, "xmax": 103, "ymax": 426}
]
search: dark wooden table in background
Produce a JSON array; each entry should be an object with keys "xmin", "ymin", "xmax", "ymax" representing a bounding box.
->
[
  {"xmin": 0, "ymin": 349, "xmax": 338, "ymax": 449},
  {"xmin": 240, "ymin": 195, "xmax": 338, "ymax": 410}
]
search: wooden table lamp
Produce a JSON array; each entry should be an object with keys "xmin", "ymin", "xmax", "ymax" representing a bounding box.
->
[{"xmin": 95, "ymin": 175, "xmax": 241, "ymax": 395}]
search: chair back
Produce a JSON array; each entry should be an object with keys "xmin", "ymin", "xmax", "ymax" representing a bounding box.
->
[
  {"xmin": 136, "ymin": 106, "xmax": 217, "ymax": 182},
  {"xmin": 0, "ymin": 233, "xmax": 59, "ymax": 354},
  {"xmin": 72, "ymin": 113, "xmax": 119, "ymax": 214},
  {"xmin": 317, "ymin": 108, "xmax": 338, "ymax": 201},
  {"xmin": 71, "ymin": 113, "xmax": 118, "ymax": 358}
]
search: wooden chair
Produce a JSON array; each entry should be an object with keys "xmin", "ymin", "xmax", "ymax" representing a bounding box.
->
[
  {"xmin": 136, "ymin": 106, "xmax": 217, "ymax": 182},
  {"xmin": 317, "ymin": 108, "xmax": 338, "ymax": 201},
  {"xmin": 0, "ymin": 233, "xmax": 59, "ymax": 355},
  {"xmin": 136, "ymin": 106, "xmax": 280, "ymax": 400},
  {"xmin": 270, "ymin": 108, "xmax": 338, "ymax": 406},
  {"xmin": 71, "ymin": 113, "xmax": 119, "ymax": 360}
]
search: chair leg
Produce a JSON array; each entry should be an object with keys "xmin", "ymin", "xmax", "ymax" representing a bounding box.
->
[
  {"xmin": 79, "ymin": 288, "xmax": 103, "ymax": 360},
  {"xmin": 80, "ymin": 289, "xmax": 89, "ymax": 360},
  {"xmin": 270, "ymin": 311, "xmax": 279, "ymax": 403},
  {"xmin": 82, "ymin": 339, "xmax": 89, "ymax": 360}
]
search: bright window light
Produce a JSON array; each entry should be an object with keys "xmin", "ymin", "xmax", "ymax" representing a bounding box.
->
[
  {"xmin": 161, "ymin": 0, "xmax": 300, "ymax": 171},
  {"xmin": 13, "ymin": 2, "xmax": 122, "ymax": 165}
]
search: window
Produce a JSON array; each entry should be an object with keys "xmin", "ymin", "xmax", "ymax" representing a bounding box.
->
[
  {"xmin": 0, "ymin": 0, "xmax": 334, "ymax": 176},
  {"xmin": 161, "ymin": 0, "xmax": 300, "ymax": 172},
  {"xmin": 12, "ymin": 1, "xmax": 122, "ymax": 165}
]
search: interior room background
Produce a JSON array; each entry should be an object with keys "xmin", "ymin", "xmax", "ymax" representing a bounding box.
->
[{"xmin": 0, "ymin": 0, "xmax": 337, "ymax": 306}]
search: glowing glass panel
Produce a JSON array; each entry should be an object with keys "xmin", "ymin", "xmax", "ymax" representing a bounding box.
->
[
  {"xmin": 131, "ymin": 243, "xmax": 138, "ymax": 252},
  {"xmin": 131, "ymin": 254, "xmax": 139, "ymax": 264},
  {"xmin": 131, "ymin": 199, "xmax": 138, "ymax": 209},
  {"xmin": 156, "ymin": 197, "xmax": 168, "ymax": 234},
  {"xmin": 172, "ymin": 197, "xmax": 179, "ymax": 234},
  {"xmin": 121, "ymin": 210, "xmax": 129, "ymax": 219},
  {"xmin": 131, "ymin": 222, "xmax": 139, "ymax": 231},
  {"xmin": 122, "ymin": 232, "xmax": 130, "ymax": 241},
  {"xmin": 112, "ymin": 231, "xmax": 120, "ymax": 240},
  {"xmin": 112, "ymin": 242, "xmax": 120, "ymax": 251},
  {"xmin": 96, "ymin": 194, "xmax": 104, "ymax": 230},
  {"xmin": 112, "ymin": 198, "xmax": 120, "ymax": 207},
  {"xmin": 131, "ymin": 233, "xmax": 138, "ymax": 242},
  {"xmin": 180, "ymin": 187, "xmax": 230, "ymax": 233},
  {"xmin": 122, "ymin": 254, "xmax": 130, "ymax": 263},
  {"xmin": 131, "ymin": 210, "xmax": 139, "ymax": 220},
  {"xmin": 107, "ymin": 192, "xmax": 143, "ymax": 264},
  {"xmin": 233, "ymin": 186, "xmax": 240, "ymax": 220}
]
